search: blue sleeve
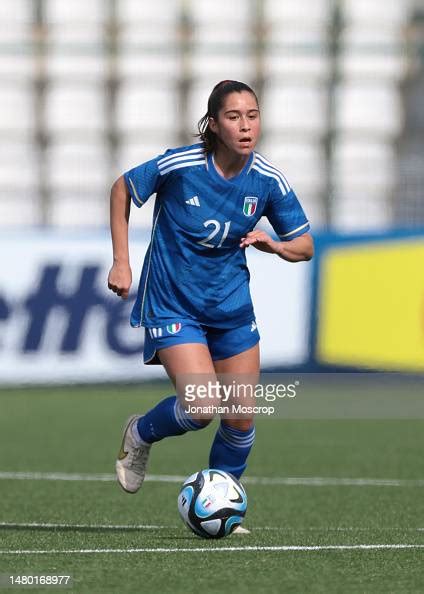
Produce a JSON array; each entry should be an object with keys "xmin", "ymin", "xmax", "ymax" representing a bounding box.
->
[
  {"xmin": 123, "ymin": 157, "xmax": 161, "ymax": 208},
  {"xmin": 264, "ymin": 179, "xmax": 310, "ymax": 240}
]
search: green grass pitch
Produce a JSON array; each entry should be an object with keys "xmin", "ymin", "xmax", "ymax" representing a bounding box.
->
[{"xmin": 0, "ymin": 383, "xmax": 423, "ymax": 593}]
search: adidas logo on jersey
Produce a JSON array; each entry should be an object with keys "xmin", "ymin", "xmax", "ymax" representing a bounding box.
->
[{"xmin": 185, "ymin": 196, "xmax": 200, "ymax": 207}]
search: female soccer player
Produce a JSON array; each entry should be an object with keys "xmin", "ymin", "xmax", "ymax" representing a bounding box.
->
[{"xmin": 108, "ymin": 80, "xmax": 313, "ymax": 500}]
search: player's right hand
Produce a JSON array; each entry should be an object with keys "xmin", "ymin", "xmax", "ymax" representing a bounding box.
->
[{"xmin": 107, "ymin": 263, "xmax": 132, "ymax": 299}]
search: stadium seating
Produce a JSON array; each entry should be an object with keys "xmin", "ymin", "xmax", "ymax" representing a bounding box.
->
[
  {"xmin": 115, "ymin": 82, "xmax": 180, "ymax": 137},
  {"xmin": 260, "ymin": 1, "xmax": 331, "ymax": 227},
  {"xmin": 0, "ymin": 3, "xmax": 38, "ymax": 225},
  {"xmin": 332, "ymin": 137, "xmax": 396, "ymax": 192},
  {"xmin": 114, "ymin": 1, "xmax": 183, "ymax": 229},
  {"xmin": 45, "ymin": 24, "xmax": 108, "ymax": 82},
  {"xmin": 261, "ymin": 83, "xmax": 328, "ymax": 138},
  {"xmin": 45, "ymin": 141, "xmax": 110, "ymax": 192},
  {"xmin": 263, "ymin": 0, "xmax": 331, "ymax": 47},
  {"xmin": 339, "ymin": 27, "xmax": 408, "ymax": 81},
  {"xmin": 334, "ymin": 81, "xmax": 403, "ymax": 138},
  {"xmin": 330, "ymin": 0, "xmax": 411, "ymax": 229},
  {"xmin": 188, "ymin": 0, "xmax": 255, "ymax": 87},
  {"xmin": 44, "ymin": 140, "xmax": 110, "ymax": 227},
  {"xmin": 115, "ymin": 138, "xmax": 180, "ymax": 174},
  {"xmin": 49, "ymin": 193, "xmax": 108, "ymax": 228},
  {"xmin": 189, "ymin": 0, "xmax": 252, "ymax": 41},
  {"xmin": 259, "ymin": 139, "xmax": 325, "ymax": 190},
  {"xmin": 43, "ymin": 0, "xmax": 108, "ymax": 26},
  {"xmin": 45, "ymin": 49, "xmax": 108, "ymax": 82},
  {"xmin": 115, "ymin": 0, "xmax": 182, "ymax": 80},
  {"xmin": 0, "ymin": 195, "xmax": 41, "ymax": 226},
  {"xmin": 0, "ymin": 142, "xmax": 40, "ymax": 226},
  {"xmin": 116, "ymin": 36, "xmax": 182, "ymax": 81},
  {"xmin": 259, "ymin": 138, "xmax": 327, "ymax": 228},
  {"xmin": 397, "ymin": 140, "xmax": 424, "ymax": 224},
  {"xmin": 0, "ymin": 0, "xmax": 419, "ymax": 229},
  {"xmin": 0, "ymin": 0, "xmax": 35, "ymax": 24},
  {"xmin": 263, "ymin": 42, "xmax": 331, "ymax": 82},
  {"xmin": 331, "ymin": 191, "xmax": 393, "ymax": 231},
  {"xmin": 0, "ymin": 47, "xmax": 36, "ymax": 82},
  {"xmin": 263, "ymin": 0, "xmax": 331, "ymax": 25},
  {"xmin": 43, "ymin": 82, "xmax": 108, "ymax": 137},
  {"xmin": 189, "ymin": 49, "xmax": 255, "ymax": 85},
  {"xmin": 0, "ymin": 84, "xmax": 36, "ymax": 139},
  {"xmin": 331, "ymin": 136, "xmax": 396, "ymax": 231},
  {"xmin": 116, "ymin": 0, "xmax": 180, "ymax": 27},
  {"xmin": 0, "ymin": 141, "xmax": 39, "ymax": 192},
  {"xmin": 341, "ymin": 0, "xmax": 412, "ymax": 27},
  {"xmin": 0, "ymin": 0, "xmax": 35, "ymax": 79}
]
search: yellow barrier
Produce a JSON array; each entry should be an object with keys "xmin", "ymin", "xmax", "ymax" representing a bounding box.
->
[{"xmin": 317, "ymin": 239, "xmax": 424, "ymax": 371}]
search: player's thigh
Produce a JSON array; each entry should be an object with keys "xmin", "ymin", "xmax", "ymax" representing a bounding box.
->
[
  {"xmin": 159, "ymin": 342, "xmax": 216, "ymax": 383},
  {"xmin": 213, "ymin": 343, "xmax": 260, "ymax": 431},
  {"xmin": 213, "ymin": 343, "xmax": 260, "ymax": 376}
]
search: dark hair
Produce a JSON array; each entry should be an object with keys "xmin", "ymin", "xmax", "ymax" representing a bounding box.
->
[{"xmin": 196, "ymin": 80, "xmax": 259, "ymax": 154}]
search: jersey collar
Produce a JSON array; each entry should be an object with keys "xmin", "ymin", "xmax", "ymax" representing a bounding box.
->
[{"xmin": 208, "ymin": 152, "xmax": 254, "ymax": 186}]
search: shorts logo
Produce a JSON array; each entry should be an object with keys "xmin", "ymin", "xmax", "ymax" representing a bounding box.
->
[
  {"xmin": 250, "ymin": 321, "xmax": 257, "ymax": 332},
  {"xmin": 148, "ymin": 327, "xmax": 163, "ymax": 338},
  {"xmin": 167, "ymin": 323, "xmax": 182, "ymax": 334},
  {"xmin": 243, "ymin": 196, "xmax": 258, "ymax": 217}
]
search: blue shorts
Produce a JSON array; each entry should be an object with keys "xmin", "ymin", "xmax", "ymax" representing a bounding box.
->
[{"xmin": 143, "ymin": 319, "xmax": 260, "ymax": 365}]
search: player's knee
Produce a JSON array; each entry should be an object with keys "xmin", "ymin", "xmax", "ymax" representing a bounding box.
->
[
  {"xmin": 223, "ymin": 418, "xmax": 254, "ymax": 432},
  {"xmin": 190, "ymin": 416, "xmax": 213, "ymax": 428}
]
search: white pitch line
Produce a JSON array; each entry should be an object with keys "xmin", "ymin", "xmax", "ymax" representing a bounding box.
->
[
  {"xmin": 1, "ymin": 471, "xmax": 424, "ymax": 488},
  {"xmin": 0, "ymin": 522, "xmax": 173, "ymax": 530},
  {"xmin": 0, "ymin": 472, "xmax": 116, "ymax": 482},
  {"xmin": 245, "ymin": 477, "xmax": 424, "ymax": 487},
  {"xmin": 257, "ymin": 526, "xmax": 424, "ymax": 532},
  {"xmin": 2, "ymin": 522, "xmax": 424, "ymax": 533},
  {"xmin": 1, "ymin": 544, "xmax": 424, "ymax": 555}
]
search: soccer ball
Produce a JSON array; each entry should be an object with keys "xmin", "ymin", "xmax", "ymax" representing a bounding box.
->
[{"xmin": 177, "ymin": 468, "xmax": 247, "ymax": 538}]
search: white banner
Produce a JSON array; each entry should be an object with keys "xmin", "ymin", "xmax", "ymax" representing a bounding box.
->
[{"xmin": 0, "ymin": 231, "xmax": 311, "ymax": 385}]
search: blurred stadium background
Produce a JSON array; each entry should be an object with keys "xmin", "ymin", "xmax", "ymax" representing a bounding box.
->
[{"xmin": 0, "ymin": 0, "xmax": 423, "ymax": 383}]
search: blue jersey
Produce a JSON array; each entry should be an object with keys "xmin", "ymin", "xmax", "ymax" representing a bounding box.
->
[{"xmin": 124, "ymin": 143, "xmax": 310, "ymax": 329}]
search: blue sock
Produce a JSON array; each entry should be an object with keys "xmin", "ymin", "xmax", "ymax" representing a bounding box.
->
[
  {"xmin": 137, "ymin": 395, "xmax": 204, "ymax": 444},
  {"xmin": 209, "ymin": 422, "xmax": 255, "ymax": 479}
]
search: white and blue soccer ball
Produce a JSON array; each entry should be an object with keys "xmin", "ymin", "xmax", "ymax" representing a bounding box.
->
[{"xmin": 177, "ymin": 469, "xmax": 247, "ymax": 539}]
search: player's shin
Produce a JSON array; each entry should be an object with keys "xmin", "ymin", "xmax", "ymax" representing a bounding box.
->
[
  {"xmin": 136, "ymin": 395, "xmax": 206, "ymax": 443},
  {"xmin": 208, "ymin": 421, "xmax": 255, "ymax": 479}
]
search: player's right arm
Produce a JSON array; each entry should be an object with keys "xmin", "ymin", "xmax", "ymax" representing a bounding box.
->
[
  {"xmin": 108, "ymin": 175, "xmax": 132, "ymax": 300},
  {"xmin": 108, "ymin": 150, "xmax": 170, "ymax": 298}
]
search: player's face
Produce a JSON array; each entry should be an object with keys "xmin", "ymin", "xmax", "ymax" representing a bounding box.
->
[{"xmin": 209, "ymin": 91, "xmax": 260, "ymax": 156}]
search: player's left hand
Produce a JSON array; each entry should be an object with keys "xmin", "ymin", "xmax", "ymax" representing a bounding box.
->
[{"xmin": 240, "ymin": 230, "xmax": 278, "ymax": 254}]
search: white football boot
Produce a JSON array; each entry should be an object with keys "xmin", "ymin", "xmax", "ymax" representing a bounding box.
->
[
  {"xmin": 116, "ymin": 415, "xmax": 151, "ymax": 493},
  {"xmin": 233, "ymin": 525, "xmax": 251, "ymax": 535}
]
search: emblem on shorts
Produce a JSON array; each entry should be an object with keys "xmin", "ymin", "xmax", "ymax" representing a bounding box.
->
[
  {"xmin": 148, "ymin": 328, "xmax": 163, "ymax": 338},
  {"xmin": 167, "ymin": 323, "xmax": 182, "ymax": 334},
  {"xmin": 243, "ymin": 196, "xmax": 258, "ymax": 216},
  {"xmin": 251, "ymin": 321, "xmax": 257, "ymax": 332}
]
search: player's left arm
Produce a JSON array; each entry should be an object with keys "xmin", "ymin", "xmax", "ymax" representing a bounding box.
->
[
  {"xmin": 240, "ymin": 231, "xmax": 313, "ymax": 262},
  {"xmin": 250, "ymin": 176, "xmax": 313, "ymax": 262}
]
